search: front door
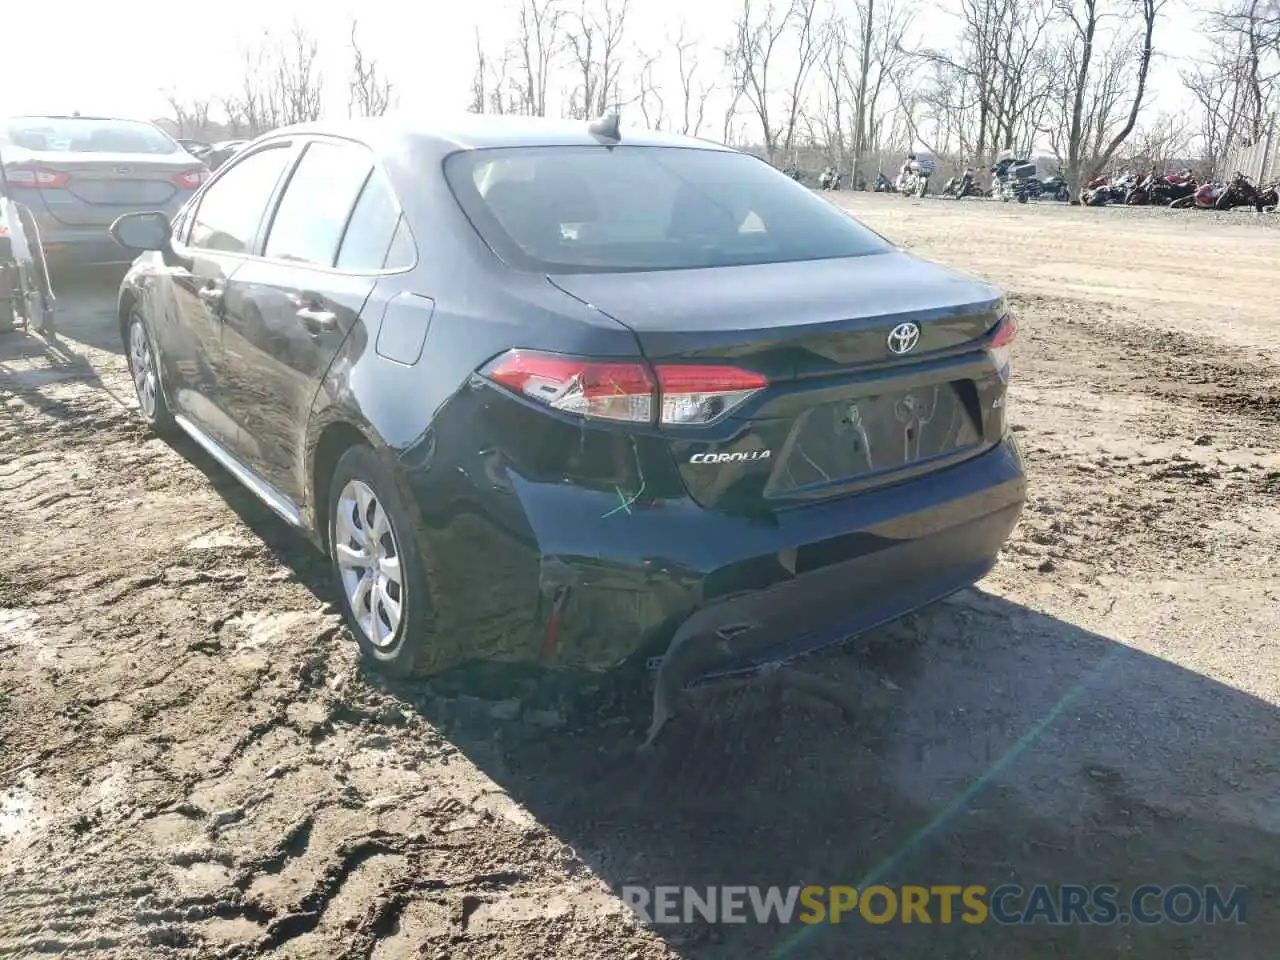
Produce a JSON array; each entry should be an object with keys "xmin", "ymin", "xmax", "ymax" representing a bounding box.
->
[
  {"xmin": 165, "ymin": 142, "xmax": 297, "ymax": 449},
  {"xmin": 220, "ymin": 139, "xmax": 407, "ymax": 507}
]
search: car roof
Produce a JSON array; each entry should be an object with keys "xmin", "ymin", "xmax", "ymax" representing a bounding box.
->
[
  {"xmin": 262, "ymin": 114, "xmax": 737, "ymax": 158},
  {"xmin": 5, "ymin": 115, "xmax": 156, "ymax": 123}
]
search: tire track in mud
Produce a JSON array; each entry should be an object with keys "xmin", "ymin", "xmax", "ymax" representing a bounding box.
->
[{"xmin": 2, "ymin": 340, "xmax": 662, "ymax": 958}]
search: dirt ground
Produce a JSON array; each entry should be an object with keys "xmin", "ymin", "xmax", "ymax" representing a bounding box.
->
[{"xmin": 1, "ymin": 196, "xmax": 1278, "ymax": 960}]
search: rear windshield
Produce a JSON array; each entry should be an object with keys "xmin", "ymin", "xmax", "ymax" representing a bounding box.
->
[
  {"xmin": 3, "ymin": 117, "xmax": 180, "ymax": 155},
  {"xmin": 444, "ymin": 146, "xmax": 891, "ymax": 273}
]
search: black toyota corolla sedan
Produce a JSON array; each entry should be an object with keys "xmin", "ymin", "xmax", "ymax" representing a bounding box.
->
[{"xmin": 111, "ymin": 115, "xmax": 1025, "ymax": 730}]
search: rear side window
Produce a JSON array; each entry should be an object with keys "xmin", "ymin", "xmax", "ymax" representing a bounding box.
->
[
  {"xmin": 336, "ymin": 169, "xmax": 413, "ymax": 271},
  {"xmin": 444, "ymin": 145, "xmax": 891, "ymax": 274},
  {"xmin": 265, "ymin": 141, "xmax": 373, "ymax": 267},
  {"xmin": 383, "ymin": 216, "xmax": 416, "ymax": 270},
  {"xmin": 189, "ymin": 146, "xmax": 293, "ymax": 255},
  {"xmin": 3, "ymin": 117, "xmax": 179, "ymax": 154}
]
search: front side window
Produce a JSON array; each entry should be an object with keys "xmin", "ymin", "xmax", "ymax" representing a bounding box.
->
[
  {"xmin": 265, "ymin": 141, "xmax": 373, "ymax": 267},
  {"xmin": 444, "ymin": 145, "xmax": 892, "ymax": 274},
  {"xmin": 189, "ymin": 146, "xmax": 293, "ymax": 255}
]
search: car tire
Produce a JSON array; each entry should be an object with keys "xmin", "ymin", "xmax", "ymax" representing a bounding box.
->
[
  {"xmin": 126, "ymin": 309, "xmax": 176, "ymax": 435},
  {"xmin": 327, "ymin": 444, "xmax": 435, "ymax": 676}
]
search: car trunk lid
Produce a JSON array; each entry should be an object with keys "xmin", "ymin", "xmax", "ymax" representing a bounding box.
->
[
  {"xmin": 14, "ymin": 152, "xmax": 195, "ymax": 226},
  {"xmin": 547, "ymin": 252, "xmax": 1012, "ymax": 514}
]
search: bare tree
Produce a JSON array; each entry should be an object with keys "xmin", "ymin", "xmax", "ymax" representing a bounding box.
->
[
  {"xmin": 851, "ymin": 0, "xmax": 875, "ymax": 172},
  {"xmin": 817, "ymin": 20, "xmax": 850, "ymax": 164},
  {"xmin": 780, "ymin": 0, "xmax": 828, "ymax": 160},
  {"xmin": 220, "ymin": 99, "xmax": 246, "ymax": 138},
  {"xmin": 226, "ymin": 35, "xmax": 281, "ymax": 137},
  {"xmin": 915, "ymin": 0, "xmax": 1057, "ymax": 164},
  {"xmin": 1182, "ymin": 0, "xmax": 1279, "ymax": 168},
  {"xmin": 635, "ymin": 50, "xmax": 667, "ymax": 128},
  {"xmin": 470, "ymin": 29, "xmax": 523, "ymax": 114},
  {"xmin": 829, "ymin": 0, "xmax": 916, "ymax": 186},
  {"xmin": 162, "ymin": 92, "xmax": 213, "ymax": 139},
  {"xmin": 1121, "ymin": 111, "xmax": 1194, "ymax": 169},
  {"xmin": 672, "ymin": 22, "xmax": 715, "ymax": 136},
  {"xmin": 1182, "ymin": 47, "xmax": 1250, "ymax": 169},
  {"xmin": 1213, "ymin": 0, "xmax": 1280, "ymax": 140},
  {"xmin": 514, "ymin": 0, "xmax": 564, "ymax": 116},
  {"xmin": 348, "ymin": 21, "xmax": 395, "ymax": 117},
  {"xmin": 491, "ymin": 49, "xmax": 521, "ymax": 114},
  {"xmin": 1048, "ymin": 0, "xmax": 1167, "ymax": 197},
  {"xmin": 720, "ymin": 83, "xmax": 747, "ymax": 145},
  {"xmin": 719, "ymin": 37, "xmax": 749, "ymax": 146},
  {"xmin": 913, "ymin": 58, "xmax": 975, "ymax": 157},
  {"xmin": 470, "ymin": 29, "xmax": 490, "ymax": 114},
  {"xmin": 727, "ymin": 0, "xmax": 794, "ymax": 160},
  {"xmin": 564, "ymin": 0, "xmax": 630, "ymax": 118},
  {"xmin": 273, "ymin": 24, "xmax": 325, "ymax": 126}
]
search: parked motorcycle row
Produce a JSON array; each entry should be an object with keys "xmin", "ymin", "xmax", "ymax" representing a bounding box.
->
[
  {"xmin": 950, "ymin": 158, "xmax": 1071, "ymax": 203},
  {"xmin": 845, "ymin": 156, "xmax": 1072, "ymax": 204},
  {"xmin": 1082, "ymin": 168, "xmax": 1280, "ymax": 212},
  {"xmin": 933, "ymin": 157, "xmax": 1070, "ymax": 204},
  {"xmin": 810, "ymin": 155, "xmax": 1278, "ymax": 213}
]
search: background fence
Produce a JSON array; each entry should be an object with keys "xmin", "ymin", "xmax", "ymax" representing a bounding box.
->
[{"xmin": 1223, "ymin": 125, "xmax": 1280, "ymax": 184}]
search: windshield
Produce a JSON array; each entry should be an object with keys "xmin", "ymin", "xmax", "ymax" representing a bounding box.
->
[
  {"xmin": 444, "ymin": 146, "xmax": 891, "ymax": 274},
  {"xmin": 3, "ymin": 117, "xmax": 180, "ymax": 155}
]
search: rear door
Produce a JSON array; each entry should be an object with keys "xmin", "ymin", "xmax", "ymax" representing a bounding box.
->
[
  {"xmin": 2, "ymin": 117, "xmax": 207, "ymax": 226},
  {"xmin": 221, "ymin": 137, "xmax": 404, "ymax": 505}
]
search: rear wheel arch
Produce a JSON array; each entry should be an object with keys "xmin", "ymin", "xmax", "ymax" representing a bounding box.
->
[{"xmin": 311, "ymin": 421, "xmax": 375, "ymax": 553}]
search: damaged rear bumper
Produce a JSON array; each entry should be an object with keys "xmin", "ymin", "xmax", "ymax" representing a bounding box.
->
[
  {"xmin": 522, "ymin": 435, "xmax": 1026, "ymax": 688},
  {"xmin": 652, "ymin": 496, "xmax": 1020, "ymax": 687}
]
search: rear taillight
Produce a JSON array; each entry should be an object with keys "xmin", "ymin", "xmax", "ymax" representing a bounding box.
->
[
  {"xmin": 988, "ymin": 313, "xmax": 1017, "ymax": 372},
  {"xmin": 480, "ymin": 350, "xmax": 769, "ymax": 425},
  {"xmin": 173, "ymin": 168, "xmax": 210, "ymax": 189},
  {"xmin": 482, "ymin": 350, "xmax": 656, "ymax": 422},
  {"xmin": 5, "ymin": 165, "xmax": 70, "ymax": 189},
  {"xmin": 655, "ymin": 364, "xmax": 768, "ymax": 424}
]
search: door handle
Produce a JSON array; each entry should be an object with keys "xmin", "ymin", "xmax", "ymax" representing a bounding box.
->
[{"xmin": 296, "ymin": 305, "xmax": 337, "ymax": 334}]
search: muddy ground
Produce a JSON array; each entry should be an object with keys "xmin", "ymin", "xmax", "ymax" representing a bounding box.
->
[{"xmin": 1, "ymin": 197, "xmax": 1278, "ymax": 959}]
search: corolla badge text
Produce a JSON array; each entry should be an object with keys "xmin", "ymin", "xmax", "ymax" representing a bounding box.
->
[{"xmin": 689, "ymin": 450, "xmax": 772, "ymax": 464}]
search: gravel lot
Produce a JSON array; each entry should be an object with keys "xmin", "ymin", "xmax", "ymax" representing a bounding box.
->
[{"xmin": 2, "ymin": 195, "xmax": 1278, "ymax": 959}]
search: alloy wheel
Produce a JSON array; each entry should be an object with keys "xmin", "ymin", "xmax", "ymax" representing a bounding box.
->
[
  {"xmin": 334, "ymin": 479, "xmax": 404, "ymax": 649},
  {"xmin": 129, "ymin": 318, "xmax": 158, "ymax": 418}
]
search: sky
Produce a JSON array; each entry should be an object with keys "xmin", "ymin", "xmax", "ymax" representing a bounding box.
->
[{"xmin": 2, "ymin": 0, "xmax": 1208, "ymax": 143}]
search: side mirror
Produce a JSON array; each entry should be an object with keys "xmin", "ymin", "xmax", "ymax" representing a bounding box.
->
[{"xmin": 110, "ymin": 211, "xmax": 172, "ymax": 252}]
